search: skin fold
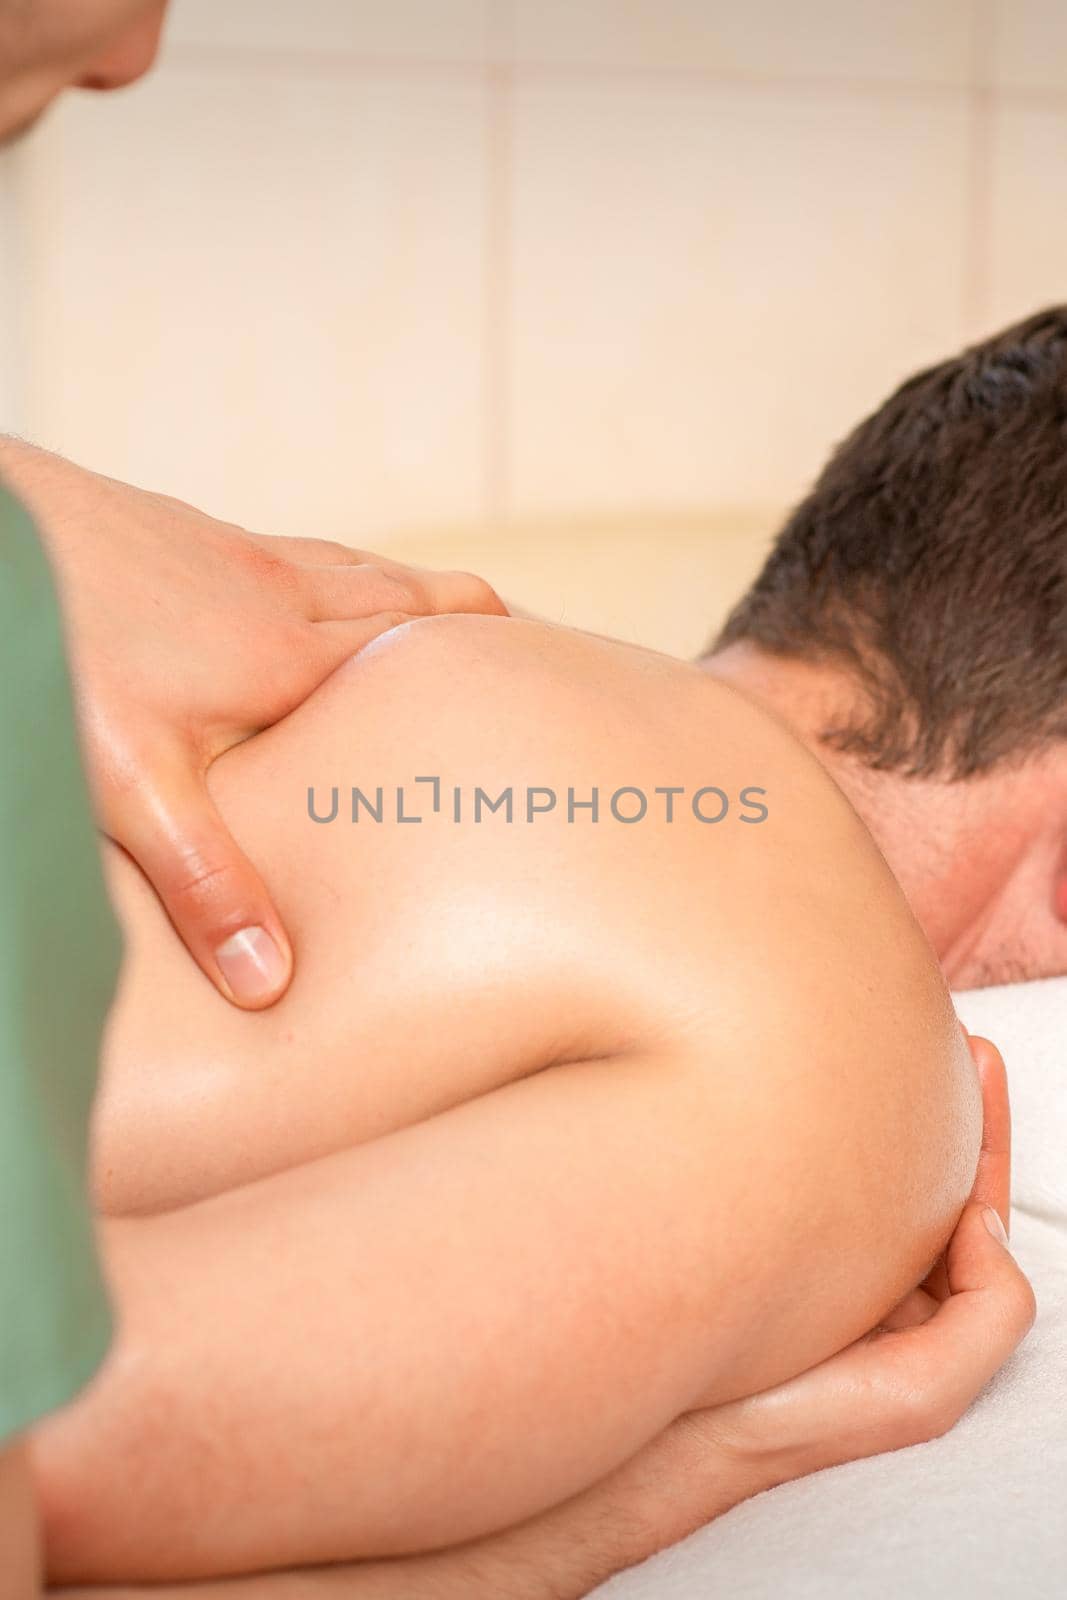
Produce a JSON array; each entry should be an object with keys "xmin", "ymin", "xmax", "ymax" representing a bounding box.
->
[{"xmin": 32, "ymin": 615, "xmax": 981, "ymax": 1585}]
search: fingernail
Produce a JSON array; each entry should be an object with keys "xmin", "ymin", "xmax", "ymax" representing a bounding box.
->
[
  {"xmin": 215, "ymin": 926, "xmax": 289, "ymax": 1005},
  {"xmin": 983, "ymin": 1206, "xmax": 1010, "ymax": 1247}
]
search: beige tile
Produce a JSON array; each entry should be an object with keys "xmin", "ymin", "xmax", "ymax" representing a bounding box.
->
[
  {"xmin": 511, "ymin": 0, "xmax": 972, "ymax": 85},
  {"xmin": 17, "ymin": 63, "xmax": 488, "ymax": 541},
  {"xmin": 164, "ymin": 0, "xmax": 494, "ymax": 62},
  {"xmin": 985, "ymin": 106, "xmax": 1067, "ymax": 334},
  {"xmin": 387, "ymin": 518, "xmax": 776, "ymax": 659},
  {"xmin": 988, "ymin": 1, "xmax": 1067, "ymax": 94},
  {"xmin": 509, "ymin": 83, "xmax": 971, "ymax": 522},
  {"xmin": 0, "ymin": 151, "xmax": 27, "ymax": 432}
]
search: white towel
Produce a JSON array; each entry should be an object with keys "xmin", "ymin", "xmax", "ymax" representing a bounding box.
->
[{"xmin": 595, "ymin": 977, "xmax": 1067, "ymax": 1599}]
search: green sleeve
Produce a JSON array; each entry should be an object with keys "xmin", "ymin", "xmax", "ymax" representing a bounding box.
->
[{"xmin": 0, "ymin": 481, "xmax": 121, "ymax": 1441}]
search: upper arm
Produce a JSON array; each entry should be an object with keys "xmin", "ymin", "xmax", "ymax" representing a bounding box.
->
[{"xmin": 39, "ymin": 1019, "xmax": 965, "ymax": 1582}]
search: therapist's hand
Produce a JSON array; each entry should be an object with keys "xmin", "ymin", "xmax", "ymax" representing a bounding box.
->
[{"xmin": 0, "ymin": 437, "xmax": 504, "ymax": 1009}]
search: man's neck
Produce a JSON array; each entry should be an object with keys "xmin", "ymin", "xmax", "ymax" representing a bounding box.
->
[{"xmin": 696, "ymin": 642, "xmax": 1027, "ymax": 980}]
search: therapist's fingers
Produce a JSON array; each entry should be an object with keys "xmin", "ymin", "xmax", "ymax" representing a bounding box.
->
[
  {"xmin": 309, "ymin": 610, "xmax": 419, "ymax": 668},
  {"xmin": 301, "ymin": 563, "xmax": 435, "ymax": 621},
  {"xmin": 243, "ymin": 527, "xmax": 507, "ymax": 622},
  {"xmin": 394, "ymin": 564, "xmax": 505, "ymax": 617},
  {"xmin": 107, "ymin": 755, "xmax": 293, "ymax": 1010},
  {"xmin": 254, "ymin": 534, "xmax": 507, "ymax": 620},
  {"xmin": 301, "ymin": 562, "xmax": 505, "ymax": 624},
  {"xmin": 309, "ymin": 601, "xmax": 511, "ymax": 673}
]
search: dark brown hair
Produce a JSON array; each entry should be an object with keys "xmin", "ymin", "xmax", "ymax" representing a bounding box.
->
[{"xmin": 714, "ymin": 307, "xmax": 1067, "ymax": 778}]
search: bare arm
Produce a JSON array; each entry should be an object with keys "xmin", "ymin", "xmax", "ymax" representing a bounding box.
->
[
  {"xmin": 0, "ymin": 1437, "xmax": 40, "ymax": 1598},
  {"xmin": 37, "ymin": 1046, "xmax": 826, "ymax": 1585},
  {"xmin": 52, "ymin": 1043, "xmax": 1034, "ymax": 1600}
]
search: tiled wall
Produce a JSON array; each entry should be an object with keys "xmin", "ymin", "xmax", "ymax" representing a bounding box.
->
[{"xmin": 0, "ymin": 0, "xmax": 1065, "ymax": 640}]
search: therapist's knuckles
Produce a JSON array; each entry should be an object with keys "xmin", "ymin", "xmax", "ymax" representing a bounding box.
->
[{"xmin": 225, "ymin": 534, "xmax": 306, "ymax": 600}]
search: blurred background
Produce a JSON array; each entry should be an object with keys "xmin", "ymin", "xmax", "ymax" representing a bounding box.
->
[{"xmin": 0, "ymin": 0, "xmax": 1064, "ymax": 656}]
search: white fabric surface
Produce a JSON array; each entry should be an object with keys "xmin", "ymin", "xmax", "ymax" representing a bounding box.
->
[{"xmin": 595, "ymin": 976, "xmax": 1067, "ymax": 1599}]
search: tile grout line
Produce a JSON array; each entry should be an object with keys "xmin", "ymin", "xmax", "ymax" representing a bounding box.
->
[
  {"xmin": 962, "ymin": 0, "xmax": 996, "ymax": 336},
  {"xmin": 159, "ymin": 42, "xmax": 1067, "ymax": 110},
  {"xmin": 4, "ymin": 133, "xmax": 52, "ymax": 441},
  {"xmin": 0, "ymin": 156, "xmax": 23, "ymax": 431},
  {"xmin": 483, "ymin": 25, "xmax": 514, "ymax": 532}
]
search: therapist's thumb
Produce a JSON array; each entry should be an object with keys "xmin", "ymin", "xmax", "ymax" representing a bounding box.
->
[{"xmin": 111, "ymin": 759, "xmax": 293, "ymax": 1009}]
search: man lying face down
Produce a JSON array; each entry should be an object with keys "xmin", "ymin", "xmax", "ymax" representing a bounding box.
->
[
  {"xmin": 706, "ymin": 305, "xmax": 1067, "ymax": 988},
  {"xmin": 31, "ymin": 319, "xmax": 1048, "ymax": 1589}
]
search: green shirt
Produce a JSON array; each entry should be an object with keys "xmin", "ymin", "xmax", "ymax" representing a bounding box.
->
[{"xmin": 0, "ymin": 481, "xmax": 119, "ymax": 1442}]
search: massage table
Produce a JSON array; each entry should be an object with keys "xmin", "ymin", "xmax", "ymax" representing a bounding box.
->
[{"xmin": 595, "ymin": 976, "xmax": 1067, "ymax": 1598}]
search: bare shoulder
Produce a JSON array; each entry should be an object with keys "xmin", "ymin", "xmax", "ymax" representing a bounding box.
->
[
  {"xmin": 316, "ymin": 609, "xmax": 893, "ymax": 901},
  {"xmin": 246, "ymin": 608, "xmax": 979, "ymax": 1245},
  {"xmin": 96, "ymin": 612, "xmax": 972, "ymax": 1226},
  {"xmin": 338, "ymin": 612, "xmax": 978, "ymax": 1166},
  {"xmin": 317, "ymin": 610, "xmax": 852, "ymax": 817},
  {"xmin": 272, "ymin": 610, "xmax": 954, "ymax": 1052}
]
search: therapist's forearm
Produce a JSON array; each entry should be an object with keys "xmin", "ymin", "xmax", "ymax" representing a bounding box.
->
[
  {"xmin": 0, "ymin": 436, "xmax": 107, "ymax": 538},
  {"xmin": 0, "ymin": 436, "xmax": 78, "ymax": 554},
  {"xmin": 0, "ymin": 433, "xmax": 47, "ymax": 489}
]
